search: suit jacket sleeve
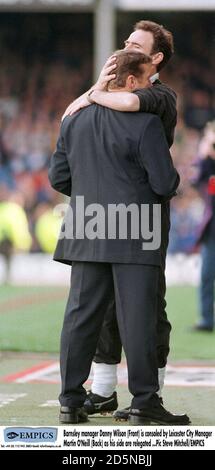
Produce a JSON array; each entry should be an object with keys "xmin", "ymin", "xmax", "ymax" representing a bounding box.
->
[
  {"xmin": 138, "ymin": 115, "xmax": 180, "ymax": 198},
  {"xmin": 192, "ymin": 158, "xmax": 212, "ymax": 186},
  {"xmin": 48, "ymin": 122, "xmax": 72, "ymax": 197},
  {"xmin": 134, "ymin": 85, "xmax": 177, "ymax": 147}
]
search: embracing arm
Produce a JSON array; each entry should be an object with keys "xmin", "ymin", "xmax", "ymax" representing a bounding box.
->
[
  {"xmin": 63, "ymin": 85, "xmax": 166, "ymax": 115},
  {"xmin": 89, "ymin": 89, "xmax": 140, "ymax": 111},
  {"xmin": 91, "ymin": 85, "xmax": 176, "ymax": 117}
]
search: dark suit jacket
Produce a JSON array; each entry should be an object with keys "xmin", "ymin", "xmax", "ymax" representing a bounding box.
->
[{"xmin": 49, "ymin": 106, "xmax": 179, "ymax": 266}]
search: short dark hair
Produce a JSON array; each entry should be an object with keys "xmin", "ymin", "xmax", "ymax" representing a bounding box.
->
[
  {"xmin": 108, "ymin": 50, "xmax": 151, "ymax": 89},
  {"xmin": 134, "ymin": 20, "xmax": 174, "ymax": 71}
]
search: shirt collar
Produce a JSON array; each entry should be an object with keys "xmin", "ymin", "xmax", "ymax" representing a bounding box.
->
[{"xmin": 149, "ymin": 72, "xmax": 159, "ymax": 84}]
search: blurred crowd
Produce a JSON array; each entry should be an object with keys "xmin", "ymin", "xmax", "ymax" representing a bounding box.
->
[
  {"xmin": 0, "ymin": 13, "xmax": 92, "ymax": 254},
  {"xmin": 0, "ymin": 13, "xmax": 214, "ymax": 255}
]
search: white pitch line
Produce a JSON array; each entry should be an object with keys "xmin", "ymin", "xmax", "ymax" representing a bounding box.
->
[
  {"xmin": 16, "ymin": 362, "xmax": 60, "ymax": 383},
  {"xmin": 14, "ymin": 362, "xmax": 215, "ymax": 387}
]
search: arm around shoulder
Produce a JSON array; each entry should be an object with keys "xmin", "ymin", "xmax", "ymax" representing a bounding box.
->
[{"xmin": 92, "ymin": 90, "xmax": 140, "ymax": 112}]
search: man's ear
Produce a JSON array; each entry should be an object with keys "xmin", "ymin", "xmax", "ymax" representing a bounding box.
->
[
  {"xmin": 126, "ymin": 75, "xmax": 137, "ymax": 90},
  {"xmin": 152, "ymin": 52, "xmax": 164, "ymax": 68}
]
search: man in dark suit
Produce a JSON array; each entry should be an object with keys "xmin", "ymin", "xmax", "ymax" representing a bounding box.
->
[
  {"xmin": 49, "ymin": 50, "xmax": 189, "ymax": 425},
  {"xmin": 191, "ymin": 121, "xmax": 215, "ymax": 332},
  {"xmin": 63, "ymin": 21, "xmax": 177, "ymax": 417}
]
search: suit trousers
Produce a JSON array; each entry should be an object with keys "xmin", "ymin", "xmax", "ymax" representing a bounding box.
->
[
  {"xmin": 59, "ymin": 261, "xmax": 160, "ymax": 409},
  {"xmin": 199, "ymin": 235, "xmax": 215, "ymax": 328},
  {"xmin": 94, "ymin": 204, "xmax": 171, "ymax": 368}
]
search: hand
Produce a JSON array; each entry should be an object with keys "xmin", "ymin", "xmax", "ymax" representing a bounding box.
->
[
  {"xmin": 199, "ymin": 137, "xmax": 214, "ymax": 159},
  {"xmin": 94, "ymin": 54, "xmax": 117, "ymax": 90},
  {"xmin": 62, "ymin": 95, "xmax": 90, "ymax": 120},
  {"xmin": 198, "ymin": 129, "xmax": 215, "ymax": 160},
  {"xmin": 61, "ymin": 55, "xmax": 117, "ymax": 120}
]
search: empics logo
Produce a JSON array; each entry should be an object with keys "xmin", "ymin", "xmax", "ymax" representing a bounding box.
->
[
  {"xmin": 4, "ymin": 427, "xmax": 58, "ymax": 443},
  {"xmin": 6, "ymin": 432, "xmax": 19, "ymax": 440}
]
